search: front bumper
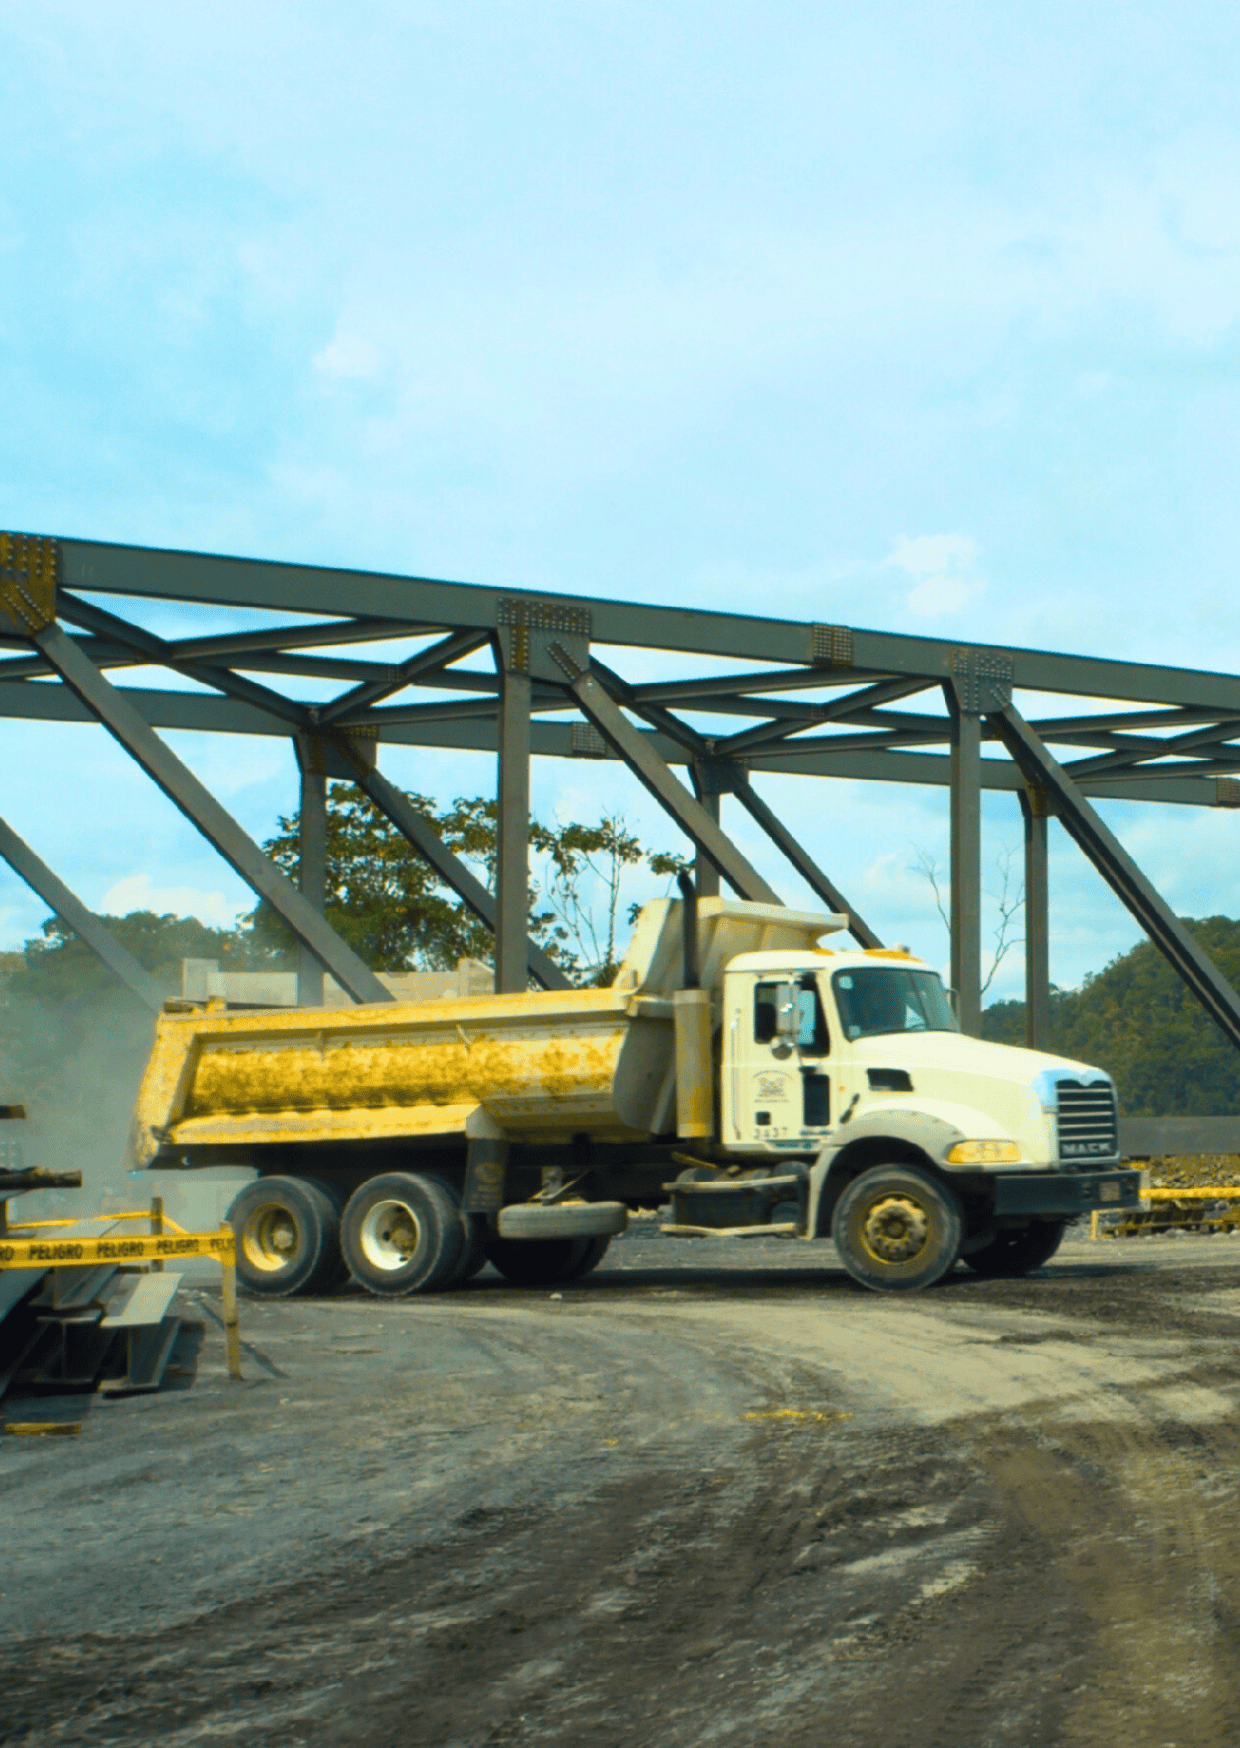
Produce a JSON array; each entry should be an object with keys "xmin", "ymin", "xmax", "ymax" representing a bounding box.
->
[{"xmin": 992, "ymin": 1169, "xmax": 1143, "ymax": 1218}]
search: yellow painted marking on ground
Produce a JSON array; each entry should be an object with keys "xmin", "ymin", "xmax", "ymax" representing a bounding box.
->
[
  {"xmin": 742, "ymin": 1409, "xmax": 853, "ymax": 1423},
  {"xmin": 2, "ymin": 1422, "xmax": 82, "ymax": 1436}
]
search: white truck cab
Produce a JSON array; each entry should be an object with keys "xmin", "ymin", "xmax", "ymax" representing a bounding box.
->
[{"xmin": 668, "ymin": 938, "xmax": 1141, "ymax": 1289}]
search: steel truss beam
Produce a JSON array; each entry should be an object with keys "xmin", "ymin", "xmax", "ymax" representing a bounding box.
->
[
  {"xmin": 0, "ymin": 814, "xmax": 165, "ymax": 1013},
  {"xmin": 29, "ymin": 623, "xmax": 393, "ymax": 1005},
  {"xmin": 989, "ymin": 704, "xmax": 1240, "ymax": 1053},
  {"xmin": 2, "ymin": 673, "xmax": 1235, "ymax": 805},
  {"xmin": 55, "ymin": 593, "xmax": 310, "ymax": 728},
  {"xmin": 48, "ymin": 537, "xmax": 1240, "ymax": 714},
  {"xmin": 6, "ymin": 533, "xmax": 1240, "ymax": 1065}
]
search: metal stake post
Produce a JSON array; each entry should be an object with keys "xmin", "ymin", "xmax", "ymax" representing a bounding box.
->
[{"xmin": 219, "ymin": 1223, "xmax": 242, "ymax": 1381}]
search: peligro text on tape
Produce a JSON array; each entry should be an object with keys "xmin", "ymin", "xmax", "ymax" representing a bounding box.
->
[{"xmin": 0, "ymin": 1231, "xmax": 236, "ymax": 1269}]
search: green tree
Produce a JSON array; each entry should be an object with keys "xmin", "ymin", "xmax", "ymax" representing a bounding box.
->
[
  {"xmin": 532, "ymin": 813, "xmax": 688, "ymax": 983},
  {"xmin": 243, "ymin": 786, "xmax": 690, "ymax": 984}
]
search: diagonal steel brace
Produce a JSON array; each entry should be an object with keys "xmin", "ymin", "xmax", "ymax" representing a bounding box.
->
[
  {"xmin": 989, "ymin": 701, "xmax": 1240, "ymax": 1053},
  {"xmin": 30, "ymin": 622, "xmax": 393, "ymax": 1005},
  {"xmin": 545, "ymin": 645, "xmax": 782, "ymax": 906}
]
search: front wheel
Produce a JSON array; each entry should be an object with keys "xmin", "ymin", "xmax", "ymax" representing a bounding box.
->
[
  {"xmin": 831, "ymin": 1164, "xmax": 963, "ymax": 1293},
  {"xmin": 964, "ymin": 1220, "xmax": 1067, "ymax": 1278}
]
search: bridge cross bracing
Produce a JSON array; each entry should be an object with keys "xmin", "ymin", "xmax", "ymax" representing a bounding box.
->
[{"xmin": 2, "ymin": 531, "xmax": 1240, "ymax": 1054}]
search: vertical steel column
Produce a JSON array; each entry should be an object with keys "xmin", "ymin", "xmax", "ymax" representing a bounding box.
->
[
  {"xmin": 690, "ymin": 764, "xmax": 721, "ymax": 898},
  {"xmin": 496, "ymin": 667, "xmax": 532, "ymax": 993},
  {"xmin": 296, "ymin": 742, "xmax": 328, "ymax": 1007},
  {"xmin": 1019, "ymin": 784, "xmax": 1051, "ymax": 1051},
  {"xmin": 949, "ymin": 702, "xmax": 983, "ymax": 1035}
]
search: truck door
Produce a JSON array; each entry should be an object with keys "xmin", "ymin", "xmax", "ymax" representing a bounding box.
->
[{"xmin": 727, "ymin": 971, "xmax": 833, "ymax": 1147}]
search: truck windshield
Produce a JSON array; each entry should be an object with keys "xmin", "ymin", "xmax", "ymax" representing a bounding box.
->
[{"xmin": 832, "ymin": 968, "xmax": 958, "ymax": 1040}]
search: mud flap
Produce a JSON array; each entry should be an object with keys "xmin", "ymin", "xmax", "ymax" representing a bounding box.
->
[{"xmin": 464, "ymin": 1108, "xmax": 507, "ymax": 1214}]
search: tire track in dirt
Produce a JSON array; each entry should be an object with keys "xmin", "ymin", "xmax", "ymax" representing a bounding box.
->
[{"xmin": 9, "ymin": 1241, "xmax": 1240, "ymax": 1746}]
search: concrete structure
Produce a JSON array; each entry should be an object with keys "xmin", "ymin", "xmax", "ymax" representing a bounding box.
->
[{"xmin": 180, "ymin": 957, "xmax": 493, "ymax": 1009}]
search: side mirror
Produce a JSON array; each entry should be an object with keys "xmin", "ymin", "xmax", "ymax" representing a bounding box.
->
[{"xmin": 774, "ymin": 981, "xmax": 800, "ymax": 1039}]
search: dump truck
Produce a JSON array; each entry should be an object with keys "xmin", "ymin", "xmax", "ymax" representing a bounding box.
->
[{"xmin": 129, "ymin": 886, "xmax": 1144, "ymax": 1295}]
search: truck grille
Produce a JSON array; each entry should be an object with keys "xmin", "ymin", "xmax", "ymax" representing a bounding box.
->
[{"xmin": 1056, "ymin": 1081, "xmax": 1118, "ymax": 1165}]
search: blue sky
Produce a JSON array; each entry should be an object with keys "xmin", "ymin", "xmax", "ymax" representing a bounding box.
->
[{"xmin": 2, "ymin": 1, "xmax": 1240, "ymax": 997}]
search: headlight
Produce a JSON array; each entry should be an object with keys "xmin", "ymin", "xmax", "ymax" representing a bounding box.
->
[{"xmin": 946, "ymin": 1140, "xmax": 1021, "ymax": 1165}]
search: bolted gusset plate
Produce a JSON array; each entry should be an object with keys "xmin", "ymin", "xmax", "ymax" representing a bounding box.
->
[{"xmin": 0, "ymin": 533, "xmax": 58, "ymax": 637}]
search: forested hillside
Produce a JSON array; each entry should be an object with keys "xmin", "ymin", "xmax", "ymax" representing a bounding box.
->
[{"xmin": 982, "ymin": 915, "xmax": 1240, "ymax": 1116}]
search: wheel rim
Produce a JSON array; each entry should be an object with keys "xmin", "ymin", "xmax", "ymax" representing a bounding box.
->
[
  {"xmin": 359, "ymin": 1198, "xmax": 422, "ymax": 1271},
  {"xmin": 241, "ymin": 1202, "xmax": 301, "ymax": 1273},
  {"xmin": 860, "ymin": 1193, "xmax": 930, "ymax": 1265}
]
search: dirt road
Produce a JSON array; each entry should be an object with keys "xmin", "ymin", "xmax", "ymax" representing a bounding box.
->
[{"xmin": 7, "ymin": 1226, "xmax": 1240, "ymax": 1747}]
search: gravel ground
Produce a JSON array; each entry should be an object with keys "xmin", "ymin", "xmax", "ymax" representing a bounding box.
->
[{"xmin": 7, "ymin": 1224, "xmax": 1240, "ymax": 1747}]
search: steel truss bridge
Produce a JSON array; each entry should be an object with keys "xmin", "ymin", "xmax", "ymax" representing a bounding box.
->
[{"xmin": 3, "ymin": 531, "xmax": 1240, "ymax": 1072}]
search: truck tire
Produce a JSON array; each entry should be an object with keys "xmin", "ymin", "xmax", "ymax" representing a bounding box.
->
[
  {"xmin": 561, "ymin": 1235, "xmax": 612, "ymax": 1279},
  {"xmin": 485, "ymin": 1235, "xmax": 600, "ymax": 1287},
  {"xmin": 831, "ymin": 1164, "xmax": 963, "ymax": 1293},
  {"xmin": 496, "ymin": 1201, "xmax": 628, "ymax": 1240},
  {"xmin": 340, "ymin": 1173, "xmax": 465, "ymax": 1296},
  {"xmin": 228, "ymin": 1177, "xmax": 345, "ymax": 1298},
  {"xmin": 445, "ymin": 1211, "xmax": 490, "ymax": 1288},
  {"xmin": 964, "ymin": 1219, "xmax": 1067, "ymax": 1278}
]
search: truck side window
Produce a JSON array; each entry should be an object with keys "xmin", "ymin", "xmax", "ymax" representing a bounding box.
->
[
  {"xmin": 754, "ymin": 983, "xmax": 780, "ymax": 1043},
  {"xmin": 797, "ymin": 977, "xmax": 830, "ymax": 1057},
  {"xmin": 754, "ymin": 978, "xmax": 829, "ymax": 1054}
]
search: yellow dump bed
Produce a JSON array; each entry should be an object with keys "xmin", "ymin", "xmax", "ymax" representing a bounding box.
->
[{"xmin": 129, "ymin": 898, "xmax": 843, "ymax": 1168}]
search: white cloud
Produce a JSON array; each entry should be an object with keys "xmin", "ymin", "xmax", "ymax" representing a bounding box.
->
[
  {"xmin": 313, "ymin": 332, "xmax": 381, "ymax": 380},
  {"xmin": 100, "ymin": 874, "xmax": 242, "ymax": 929},
  {"xmin": 886, "ymin": 533, "xmax": 985, "ymax": 618}
]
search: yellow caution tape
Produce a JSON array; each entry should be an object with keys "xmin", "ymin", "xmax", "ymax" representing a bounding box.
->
[
  {"xmin": 0, "ymin": 1229, "xmax": 235, "ymax": 1270},
  {"xmin": 1144, "ymin": 1186, "xmax": 1240, "ymax": 1201}
]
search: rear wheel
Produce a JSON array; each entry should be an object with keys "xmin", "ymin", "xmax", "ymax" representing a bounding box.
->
[
  {"xmin": 831, "ymin": 1164, "xmax": 963, "ymax": 1293},
  {"xmin": 228, "ymin": 1177, "xmax": 345, "ymax": 1298},
  {"xmin": 964, "ymin": 1220, "xmax": 1067, "ymax": 1278},
  {"xmin": 341, "ymin": 1173, "xmax": 464, "ymax": 1297},
  {"xmin": 445, "ymin": 1211, "xmax": 490, "ymax": 1287}
]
